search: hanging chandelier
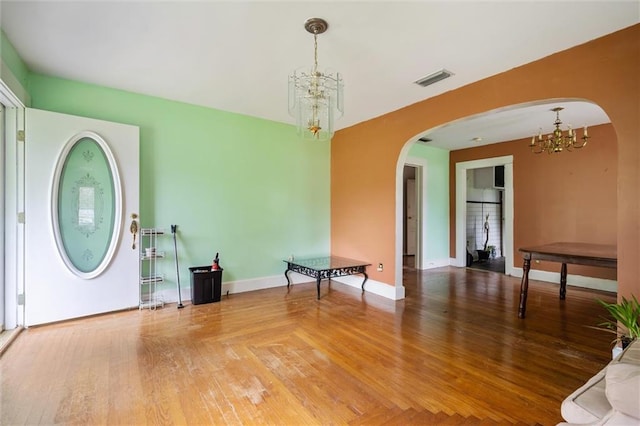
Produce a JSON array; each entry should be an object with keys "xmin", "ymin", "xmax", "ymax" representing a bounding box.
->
[
  {"xmin": 529, "ymin": 107, "xmax": 589, "ymax": 154},
  {"xmin": 288, "ymin": 18, "xmax": 343, "ymax": 141}
]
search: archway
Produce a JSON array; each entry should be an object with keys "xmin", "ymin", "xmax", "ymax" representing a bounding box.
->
[{"xmin": 394, "ymin": 99, "xmax": 612, "ymax": 295}]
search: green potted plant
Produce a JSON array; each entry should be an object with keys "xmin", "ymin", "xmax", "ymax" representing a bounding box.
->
[{"xmin": 595, "ymin": 295, "xmax": 640, "ymax": 349}]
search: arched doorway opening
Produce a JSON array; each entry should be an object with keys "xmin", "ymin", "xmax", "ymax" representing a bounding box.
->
[{"xmin": 395, "ymin": 99, "xmax": 614, "ymax": 294}]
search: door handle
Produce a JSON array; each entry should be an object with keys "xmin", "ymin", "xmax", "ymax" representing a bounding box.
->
[{"xmin": 130, "ymin": 213, "xmax": 139, "ymax": 250}]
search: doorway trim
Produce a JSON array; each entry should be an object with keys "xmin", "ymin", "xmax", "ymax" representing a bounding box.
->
[
  {"xmin": 404, "ymin": 156, "xmax": 427, "ymax": 270},
  {"xmin": 1, "ymin": 61, "xmax": 27, "ymax": 330},
  {"xmin": 455, "ymin": 156, "xmax": 515, "ymax": 275}
]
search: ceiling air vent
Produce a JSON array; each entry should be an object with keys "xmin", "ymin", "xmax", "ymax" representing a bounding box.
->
[{"xmin": 414, "ymin": 69, "xmax": 454, "ymax": 87}]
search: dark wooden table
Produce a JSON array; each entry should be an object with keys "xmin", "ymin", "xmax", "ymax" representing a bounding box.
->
[
  {"xmin": 518, "ymin": 242, "xmax": 617, "ymax": 318},
  {"xmin": 284, "ymin": 256, "xmax": 370, "ymax": 299}
]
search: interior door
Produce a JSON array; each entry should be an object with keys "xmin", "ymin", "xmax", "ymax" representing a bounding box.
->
[
  {"xmin": 24, "ymin": 108, "xmax": 139, "ymax": 326},
  {"xmin": 406, "ymin": 178, "xmax": 417, "ymax": 256}
]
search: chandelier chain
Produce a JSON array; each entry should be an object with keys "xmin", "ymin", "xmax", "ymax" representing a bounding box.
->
[{"xmin": 313, "ymin": 33, "xmax": 318, "ymax": 73}]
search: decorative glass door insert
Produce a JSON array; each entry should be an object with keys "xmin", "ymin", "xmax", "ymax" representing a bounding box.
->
[{"xmin": 52, "ymin": 132, "xmax": 122, "ymax": 279}]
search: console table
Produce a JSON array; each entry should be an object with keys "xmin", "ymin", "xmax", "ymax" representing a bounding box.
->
[
  {"xmin": 284, "ymin": 256, "xmax": 370, "ymax": 299},
  {"xmin": 518, "ymin": 242, "xmax": 617, "ymax": 318}
]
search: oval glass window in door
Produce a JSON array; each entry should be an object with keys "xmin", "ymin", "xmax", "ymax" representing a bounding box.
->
[{"xmin": 52, "ymin": 132, "xmax": 122, "ymax": 279}]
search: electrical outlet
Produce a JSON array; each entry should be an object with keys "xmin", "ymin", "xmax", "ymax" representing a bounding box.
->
[{"xmin": 377, "ymin": 263, "xmax": 383, "ymax": 272}]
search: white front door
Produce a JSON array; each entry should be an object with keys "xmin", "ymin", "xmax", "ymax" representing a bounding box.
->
[{"xmin": 24, "ymin": 108, "xmax": 139, "ymax": 326}]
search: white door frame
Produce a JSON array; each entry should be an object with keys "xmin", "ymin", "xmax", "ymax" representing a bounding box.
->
[
  {"xmin": 0, "ymin": 103, "xmax": 4, "ymax": 331},
  {"xmin": 393, "ymin": 143, "xmax": 430, "ymax": 299},
  {"xmin": 1, "ymin": 69, "xmax": 27, "ymax": 330},
  {"xmin": 404, "ymin": 157, "xmax": 428, "ymax": 270},
  {"xmin": 454, "ymin": 156, "xmax": 514, "ymax": 275}
]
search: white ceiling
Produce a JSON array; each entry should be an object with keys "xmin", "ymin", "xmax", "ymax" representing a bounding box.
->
[
  {"xmin": 420, "ymin": 100, "xmax": 610, "ymax": 150},
  {"xmin": 1, "ymin": 1, "xmax": 637, "ymax": 150}
]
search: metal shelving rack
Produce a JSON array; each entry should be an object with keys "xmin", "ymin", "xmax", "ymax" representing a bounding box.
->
[{"xmin": 139, "ymin": 228, "xmax": 165, "ymax": 309}]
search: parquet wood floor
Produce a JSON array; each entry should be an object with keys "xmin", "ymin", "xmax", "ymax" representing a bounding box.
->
[{"xmin": 1, "ymin": 266, "xmax": 615, "ymax": 425}]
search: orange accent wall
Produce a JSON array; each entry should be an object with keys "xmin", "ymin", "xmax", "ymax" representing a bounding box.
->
[
  {"xmin": 331, "ymin": 24, "xmax": 639, "ymax": 299},
  {"xmin": 450, "ymin": 123, "xmax": 617, "ymax": 280}
]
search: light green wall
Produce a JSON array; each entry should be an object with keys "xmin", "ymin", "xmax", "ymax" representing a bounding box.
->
[
  {"xmin": 1, "ymin": 30, "xmax": 29, "ymax": 90},
  {"xmin": 408, "ymin": 143, "xmax": 450, "ymax": 262},
  {"xmin": 29, "ymin": 74, "xmax": 330, "ymax": 285}
]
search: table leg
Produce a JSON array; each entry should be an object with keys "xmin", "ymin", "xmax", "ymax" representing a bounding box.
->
[
  {"xmin": 560, "ymin": 263, "xmax": 567, "ymax": 300},
  {"xmin": 518, "ymin": 257, "xmax": 531, "ymax": 318},
  {"xmin": 284, "ymin": 267, "xmax": 291, "ymax": 288},
  {"xmin": 361, "ymin": 272, "xmax": 368, "ymax": 293},
  {"xmin": 316, "ymin": 275, "xmax": 322, "ymax": 300}
]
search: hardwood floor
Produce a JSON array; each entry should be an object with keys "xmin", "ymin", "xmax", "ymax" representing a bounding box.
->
[
  {"xmin": 1, "ymin": 267, "xmax": 616, "ymax": 425},
  {"xmin": 467, "ymin": 256, "xmax": 505, "ymax": 274}
]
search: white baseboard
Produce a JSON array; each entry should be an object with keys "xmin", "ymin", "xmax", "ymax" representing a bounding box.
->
[
  {"xmin": 332, "ymin": 275, "xmax": 405, "ymax": 300},
  {"xmin": 158, "ymin": 265, "xmax": 615, "ymax": 306},
  {"xmin": 221, "ymin": 272, "xmax": 306, "ymax": 295},
  {"xmin": 160, "ymin": 272, "xmax": 404, "ymax": 303},
  {"xmin": 419, "ymin": 258, "xmax": 451, "ymax": 270},
  {"xmin": 445, "ymin": 258, "xmax": 616, "ymax": 293},
  {"xmin": 159, "ymin": 272, "xmax": 304, "ymax": 303},
  {"xmin": 449, "ymin": 257, "xmax": 464, "ymax": 267},
  {"xmin": 511, "ymin": 267, "xmax": 617, "ymax": 293}
]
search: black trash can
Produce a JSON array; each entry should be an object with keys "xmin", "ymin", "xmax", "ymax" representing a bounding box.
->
[{"xmin": 189, "ymin": 266, "xmax": 223, "ymax": 305}]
